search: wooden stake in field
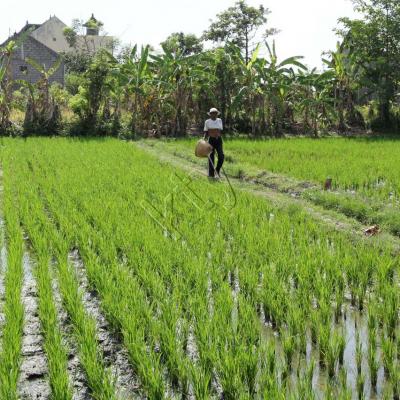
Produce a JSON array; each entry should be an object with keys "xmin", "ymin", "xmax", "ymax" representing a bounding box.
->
[{"xmin": 324, "ymin": 178, "xmax": 332, "ymax": 191}]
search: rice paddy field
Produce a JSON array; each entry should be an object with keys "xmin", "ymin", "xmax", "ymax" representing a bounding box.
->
[
  {"xmin": 147, "ymin": 137, "xmax": 400, "ymax": 236},
  {"xmin": 148, "ymin": 137, "xmax": 400, "ymax": 198},
  {"xmin": 0, "ymin": 137, "xmax": 400, "ymax": 399}
]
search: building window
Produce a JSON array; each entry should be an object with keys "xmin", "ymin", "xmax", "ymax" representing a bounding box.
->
[{"xmin": 19, "ymin": 66, "xmax": 28, "ymax": 74}]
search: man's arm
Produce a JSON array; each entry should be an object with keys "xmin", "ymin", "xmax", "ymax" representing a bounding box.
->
[{"xmin": 203, "ymin": 120, "xmax": 208, "ymax": 140}]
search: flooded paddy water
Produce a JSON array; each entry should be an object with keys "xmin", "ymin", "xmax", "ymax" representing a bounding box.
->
[{"xmin": 257, "ymin": 288, "xmax": 393, "ymax": 399}]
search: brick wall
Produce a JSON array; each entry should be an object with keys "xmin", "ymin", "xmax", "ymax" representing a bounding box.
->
[{"xmin": 11, "ymin": 36, "xmax": 65, "ymax": 86}]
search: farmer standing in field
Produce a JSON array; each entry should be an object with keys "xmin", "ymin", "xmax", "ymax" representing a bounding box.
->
[{"xmin": 204, "ymin": 108, "xmax": 225, "ymax": 178}]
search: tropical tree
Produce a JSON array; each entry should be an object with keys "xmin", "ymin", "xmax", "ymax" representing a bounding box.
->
[
  {"xmin": 338, "ymin": 0, "xmax": 400, "ymax": 128},
  {"xmin": 21, "ymin": 57, "xmax": 63, "ymax": 135},
  {"xmin": 114, "ymin": 45, "xmax": 151, "ymax": 135},
  {"xmin": 261, "ymin": 41, "xmax": 306, "ymax": 136},
  {"xmin": 211, "ymin": 46, "xmax": 238, "ymax": 129},
  {"xmin": 228, "ymin": 44, "xmax": 265, "ymax": 135},
  {"xmin": 323, "ymin": 43, "xmax": 362, "ymax": 131},
  {"xmin": 294, "ymin": 69, "xmax": 336, "ymax": 137},
  {"xmin": 0, "ymin": 41, "xmax": 16, "ymax": 134},
  {"xmin": 161, "ymin": 33, "xmax": 203, "ymax": 56},
  {"xmin": 229, "ymin": 42, "xmax": 306, "ymax": 136},
  {"xmin": 68, "ymin": 50, "xmax": 114, "ymax": 134},
  {"xmin": 150, "ymin": 45, "xmax": 204, "ymax": 136},
  {"xmin": 203, "ymin": 0, "xmax": 277, "ymax": 63}
]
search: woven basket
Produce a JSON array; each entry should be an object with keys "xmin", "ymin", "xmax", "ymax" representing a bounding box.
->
[{"xmin": 195, "ymin": 140, "xmax": 213, "ymax": 158}]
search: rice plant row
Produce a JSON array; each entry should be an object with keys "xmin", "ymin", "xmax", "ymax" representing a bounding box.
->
[{"xmin": 0, "ymin": 155, "xmax": 24, "ymax": 399}]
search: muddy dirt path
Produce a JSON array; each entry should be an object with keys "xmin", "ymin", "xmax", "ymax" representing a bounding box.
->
[
  {"xmin": 136, "ymin": 141, "xmax": 400, "ymax": 254},
  {"xmin": 68, "ymin": 249, "xmax": 140, "ymax": 399},
  {"xmin": 18, "ymin": 252, "xmax": 51, "ymax": 400}
]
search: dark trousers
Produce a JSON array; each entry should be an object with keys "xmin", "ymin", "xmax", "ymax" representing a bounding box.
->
[{"xmin": 208, "ymin": 136, "xmax": 224, "ymax": 177}]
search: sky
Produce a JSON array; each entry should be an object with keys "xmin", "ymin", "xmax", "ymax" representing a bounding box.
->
[{"xmin": 0, "ymin": 0, "xmax": 359, "ymax": 68}]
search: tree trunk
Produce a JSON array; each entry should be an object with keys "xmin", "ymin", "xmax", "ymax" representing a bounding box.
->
[
  {"xmin": 337, "ymin": 88, "xmax": 346, "ymax": 132},
  {"xmin": 379, "ymin": 97, "xmax": 391, "ymax": 129},
  {"xmin": 245, "ymin": 29, "xmax": 249, "ymax": 64},
  {"xmin": 131, "ymin": 94, "xmax": 139, "ymax": 134}
]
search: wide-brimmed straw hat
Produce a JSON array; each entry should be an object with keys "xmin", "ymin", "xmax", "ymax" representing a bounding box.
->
[{"xmin": 208, "ymin": 107, "xmax": 220, "ymax": 115}]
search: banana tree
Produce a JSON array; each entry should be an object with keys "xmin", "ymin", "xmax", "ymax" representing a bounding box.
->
[
  {"xmin": 25, "ymin": 57, "xmax": 62, "ymax": 110},
  {"xmin": 115, "ymin": 45, "xmax": 151, "ymax": 134},
  {"xmin": 22, "ymin": 57, "xmax": 63, "ymax": 134},
  {"xmin": 231, "ymin": 41, "xmax": 306, "ymax": 136},
  {"xmin": 150, "ymin": 45, "xmax": 205, "ymax": 136},
  {"xmin": 261, "ymin": 41, "xmax": 306, "ymax": 136},
  {"xmin": 230, "ymin": 44, "xmax": 266, "ymax": 135},
  {"xmin": 295, "ymin": 69, "xmax": 336, "ymax": 136},
  {"xmin": 0, "ymin": 41, "xmax": 17, "ymax": 133},
  {"xmin": 323, "ymin": 43, "xmax": 361, "ymax": 130}
]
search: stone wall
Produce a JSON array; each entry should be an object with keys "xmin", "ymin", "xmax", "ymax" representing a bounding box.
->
[{"xmin": 11, "ymin": 36, "xmax": 65, "ymax": 86}]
